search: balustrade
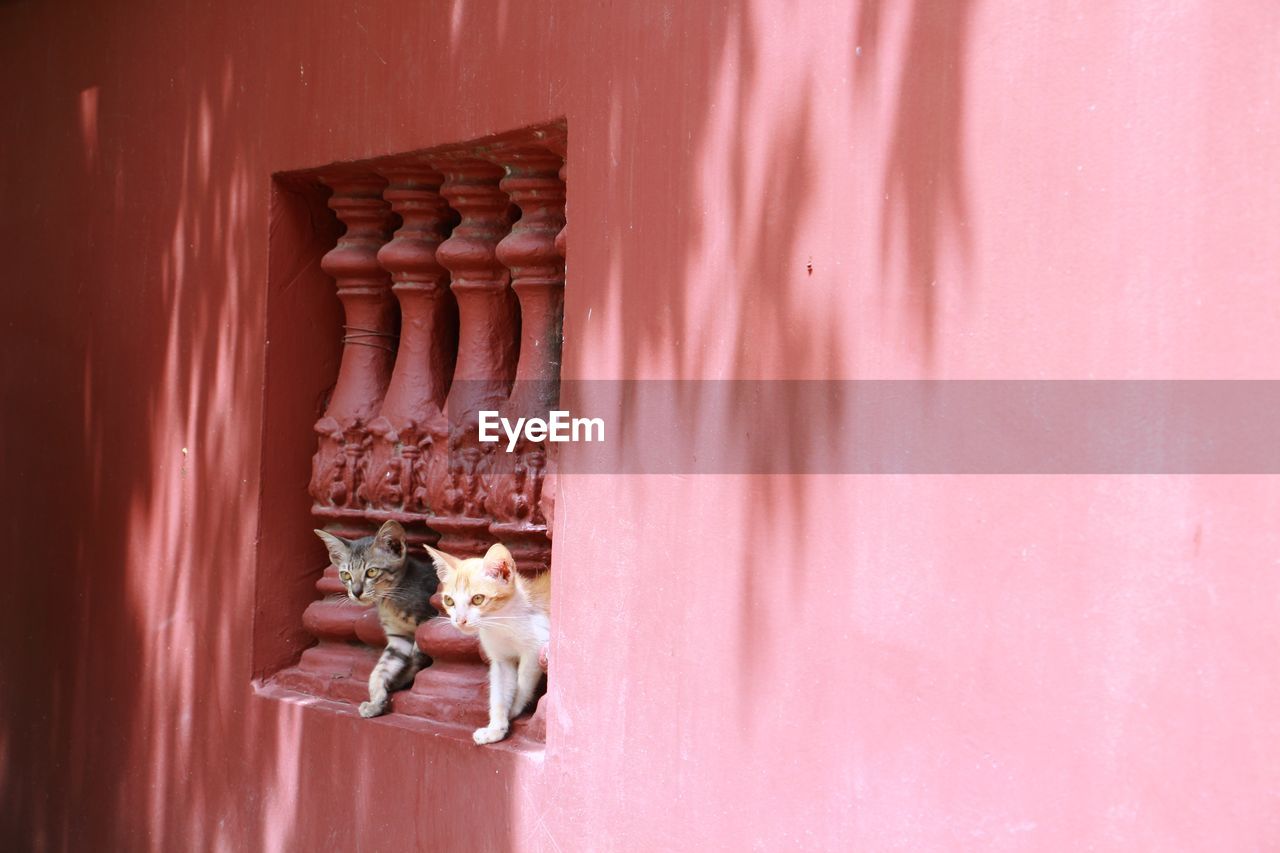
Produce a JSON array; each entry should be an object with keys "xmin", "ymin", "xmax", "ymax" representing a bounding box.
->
[
  {"xmin": 292, "ymin": 175, "xmax": 397, "ymax": 675},
  {"xmin": 282, "ymin": 125, "xmax": 566, "ymax": 739}
]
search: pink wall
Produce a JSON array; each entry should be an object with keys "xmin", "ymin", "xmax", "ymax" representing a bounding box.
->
[{"xmin": 2, "ymin": 0, "xmax": 1279, "ymax": 849}]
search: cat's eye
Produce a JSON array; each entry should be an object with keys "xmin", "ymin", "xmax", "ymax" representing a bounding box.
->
[
  {"xmin": 470, "ymin": 594, "xmax": 485, "ymax": 606},
  {"xmin": 365, "ymin": 568, "xmax": 379, "ymax": 578},
  {"xmin": 339, "ymin": 570, "xmax": 351, "ymax": 582},
  {"xmin": 442, "ymin": 595, "xmax": 454, "ymax": 607}
]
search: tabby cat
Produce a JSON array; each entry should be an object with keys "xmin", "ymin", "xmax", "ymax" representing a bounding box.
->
[
  {"xmin": 314, "ymin": 520, "xmax": 438, "ymax": 718},
  {"xmin": 425, "ymin": 542, "xmax": 551, "ymax": 744}
]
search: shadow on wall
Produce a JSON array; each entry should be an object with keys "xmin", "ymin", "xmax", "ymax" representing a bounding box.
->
[
  {"xmin": 570, "ymin": 0, "xmax": 976, "ymax": 719},
  {"xmin": 0, "ymin": 3, "xmax": 527, "ymax": 849},
  {"xmin": 862, "ymin": 0, "xmax": 976, "ymax": 363},
  {"xmin": 0, "ymin": 0, "xmax": 974, "ymax": 848},
  {"xmin": 0, "ymin": 0, "xmax": 298, "ymax": 841},
  {"xmin": 30, "ymin": 51, "xmax": 271, "ymax": 850},
  {"xmin": 582, "ymin": 0, "xmax": 975, "ymax": 380}
]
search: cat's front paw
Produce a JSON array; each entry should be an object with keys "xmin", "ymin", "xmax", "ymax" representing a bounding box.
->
[
  {"xmin": 472, "ymin": 724, "xmax": 508, "ymax": 745},
  {"xmin": 359, "ymin": 700, "xmax": 388, "ymax": 718}
]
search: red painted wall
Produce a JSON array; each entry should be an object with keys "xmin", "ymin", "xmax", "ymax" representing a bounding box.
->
[{"xmin": 3, "ymin": 1, "xmax": 1280, "ymax": 849}]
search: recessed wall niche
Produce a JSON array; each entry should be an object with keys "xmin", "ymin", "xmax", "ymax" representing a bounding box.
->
[{"xmin": 255, "ymin": 122, "xmax": 566, "ymax": 745}]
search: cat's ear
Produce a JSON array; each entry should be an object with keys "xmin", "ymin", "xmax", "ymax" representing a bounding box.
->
[
  {"xmin": 423, "ymin": 544, "xmax": 457, "ymax": 582},
  {"xmin": 313, "ymin": 529, "xmax": 350, "ymax": 569},
  {"xmin": 372, "ymin": 520, "xmax": 406, "ymax": 559},
  {"xmin": 482, "ymin": 543, "xmax": 514, "ymax": 584}
]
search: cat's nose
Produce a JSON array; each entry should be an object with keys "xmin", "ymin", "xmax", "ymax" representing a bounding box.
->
[{"xmin": 352, "ymin": 583, "xmax": 364, "ymax": 598}]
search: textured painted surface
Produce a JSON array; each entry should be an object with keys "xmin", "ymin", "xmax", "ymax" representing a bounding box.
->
[{"xmin": 2, "ymin": 1, "xmax": 1280, "ymax": 850}]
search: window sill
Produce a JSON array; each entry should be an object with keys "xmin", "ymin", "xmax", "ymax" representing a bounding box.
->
[{"xmin": 255, "ymin": 667, "xmax": 548, "ymax": 754}]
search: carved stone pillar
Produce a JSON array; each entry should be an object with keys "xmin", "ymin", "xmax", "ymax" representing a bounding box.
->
[
  {"xmin": 310, "ymin": 175, "xmax": 397, "ymax": 518},
  {"xmin": 296, "ymin": 175, "xmax": 395, "ymax": 677},
  {"xmin": 485, "ymin": 145, "xmax": 566, "ymax": 572},
  {"xmin": 409, "ymin": 157, "xmax": 518, "ymax": 685},
  {"xmin": 277, "ymin": 521, "xmax": 380, "ymax": 701},
  {"xmin": 423, "ymin": 156, "xmax": 518, "ymax": 555},
  {"xmin": 365, "ymin": 166, "xmax": 458, "ymax": 516},
  {"xmin": 396, "ymin": 590, "xmax": 492, "ymax": 725}
]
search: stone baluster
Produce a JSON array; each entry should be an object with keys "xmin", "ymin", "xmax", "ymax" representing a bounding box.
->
[
  {"xmin": 409, "ymin": 157, "xmax": 518, "ymax": 689},
  {"xmin": 278, "ymin": 521, "xmax": 381, "ymax": 699},
  {"xmin": 309, "ymin": 175, "xmax": 397, "ymax": 518},
  {"xmin": 365, "ymin": 166, "xmax": 459, "ymax": 516},
  {"xmin": 485, "ymin": 145, "xmax": 566, "ymax": 572},
  {"xmin": 422, "ymin": 156, "xmax": 518, "ymax": 555},
  {"xmin": 397, "ymin": 590, "xmax": 493, "ymax": 724},
  {"xmin": 296, "ymin": 176, "xmax": 395, "ymax": 667}
]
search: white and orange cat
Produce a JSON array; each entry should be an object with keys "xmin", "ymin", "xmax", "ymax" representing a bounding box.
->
[{"xmin": 424, "ymin": 542, "xmax": 551, "ymax": 745}]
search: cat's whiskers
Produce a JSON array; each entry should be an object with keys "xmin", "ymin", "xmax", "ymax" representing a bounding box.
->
[{"xmin": 474, "ymin": 620, "xmax": 522, "ymax": 635}]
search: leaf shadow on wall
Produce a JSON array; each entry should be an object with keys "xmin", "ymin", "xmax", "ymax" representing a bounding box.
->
[
  {"xmin": 569, "ymin": 0, "xmax": 977, "ymax": 752},
  {"xmin": 859, "ymin": 0, "xmax": 976, "ymax": 365},
  {"xmin": 0, "ymin": 0, "xmax": 978, "ymax": 848}
]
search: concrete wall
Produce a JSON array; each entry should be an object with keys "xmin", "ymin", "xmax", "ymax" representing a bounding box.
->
[{"xmin": 2, "ymin": 1, "xmax": 1278, "ymax": 849}]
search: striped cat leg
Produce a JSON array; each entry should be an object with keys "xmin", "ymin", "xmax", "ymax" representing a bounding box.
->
[
  {"xmin": 359, "ymin": 634, "xmax": 418, "ymax": 718},
  {"xmin": 473, "ymin": 659, "xmax": 517, "ymax": 744}
]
